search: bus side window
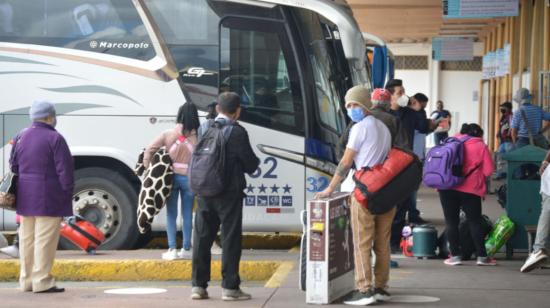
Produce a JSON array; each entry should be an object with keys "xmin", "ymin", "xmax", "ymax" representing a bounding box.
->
[
  {"xmin": 220, "ymin": 18, "xmax": 304, "ymax": 136},
  {"xmin": 0, "ymin": 1, "xmax": 14, "ymax": 34},
  {"xmin": 0, "ymin": 0, "xmax": 155, "ymax": 61}
]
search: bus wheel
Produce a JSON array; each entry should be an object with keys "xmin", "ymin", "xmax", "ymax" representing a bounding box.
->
[{"xmin": 59, "ymin": 167, "xmax": 140, "ymax": 250}]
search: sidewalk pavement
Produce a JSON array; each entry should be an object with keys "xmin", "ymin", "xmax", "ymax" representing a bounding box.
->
[{"xmin": 1, "ymin": 186, "xmax": 549, "ymax": 307}]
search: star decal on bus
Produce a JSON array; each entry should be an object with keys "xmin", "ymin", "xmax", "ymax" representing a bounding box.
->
[
  {"xmin": 246, "ymin": 184, "xmax": 255, "ymax": 193},
  {"xmin": 258, "ymin": 184, "xmax": 267, "ymax": 193},
  {"xmin": 270, "ymin": 184, "xmax": 280, "ymax": 193},
  {"xmin": 283, "ymin": 184, "xmax": 292, "ymax": 194}
]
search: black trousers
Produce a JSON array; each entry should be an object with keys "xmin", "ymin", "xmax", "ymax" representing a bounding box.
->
[
  {"xmin": 438, "ymin": 190, "xmax": 488, "ymax": 258},
  {"xmin": 192, "ymin": 193, "xmax": 243, "ymax": 289},
  {"xmin": 391, "ymin": 195, "xmax": 412, "ymax": 248}
]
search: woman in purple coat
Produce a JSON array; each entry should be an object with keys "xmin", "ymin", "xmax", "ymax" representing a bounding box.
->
[{"xmin": 10, "ymin": 101, "xmax": 74, "ymax": 293}]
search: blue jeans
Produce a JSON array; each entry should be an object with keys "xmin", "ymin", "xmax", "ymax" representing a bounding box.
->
[
  {"xmin": 166, "ymin": 174, "xmax": 194, "ymax": 250},
  {"xmin": 534, "ymin": 193, "xmax": 550, "ymax": 253}
]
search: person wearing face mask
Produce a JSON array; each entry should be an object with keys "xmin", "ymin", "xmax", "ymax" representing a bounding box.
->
[
  {"xmin": 385, "ymin": 80, "xmax": 437, "ymax": 250},
  {"xmin": 337, "ymin": 88, "xmax": 397, "ymax": 161},
  {"xmin": 495, "ymin": 102, "xmax": 514, "ymax": 180},
  {"xmin": 315, "ymin": 86, "xmax": 394, "ymax": 306},
  {"xmin": 10, "ymin": 101, "xmax": 74, "ymax": 293},
  {"xmin": 385, "ymin": 79, "xmax": 437, "ymax": 150}
]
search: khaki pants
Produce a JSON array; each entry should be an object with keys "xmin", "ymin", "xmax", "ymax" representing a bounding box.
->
[
  {"xmin": 350, "ymin": 196, "xmax": 396, "ymax": 292},
  {"xmin": 19, "ymin": 216, "xmax": 62, "ymax": 292}
]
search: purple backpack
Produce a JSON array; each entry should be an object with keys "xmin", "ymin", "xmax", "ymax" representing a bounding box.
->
[{"xmin": 423, "ymin": 136, "xmax": 470, "ymax": 190}]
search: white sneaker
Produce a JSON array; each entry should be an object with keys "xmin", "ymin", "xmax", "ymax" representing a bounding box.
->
[
  {"xmin": 521, "ymin": 250, "xmax": 548, "ymax": 273},
  {"xmin": 162, "ymin": 248, "xmax": 180, "ymax": 260},
  {"xmin": 178, "ymin": 248, "xmax": 192, "ymax": 259},
  {"xmin": 191, "ymin": 287, "xmax": 209, "ymax": 300},
  {"xmin": 222, "ymin": 288, "xmax": 251, "ymax": 301},
  {"xmin": 211, "ymin": 243, "xmax": 222, "ymax": 255}
]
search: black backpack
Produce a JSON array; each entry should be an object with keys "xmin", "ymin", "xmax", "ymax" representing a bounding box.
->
[{"xmin": 189, "ymin": 119, "xmax": 233, "ymax": 197}]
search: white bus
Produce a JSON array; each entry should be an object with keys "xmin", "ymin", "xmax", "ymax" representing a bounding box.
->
[{"xmin": 0, "ymin": 0, "xmax": 369, "ymax": 249}]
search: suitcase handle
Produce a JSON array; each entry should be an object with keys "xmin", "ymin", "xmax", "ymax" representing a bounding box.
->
[{"xmin": 67, "ymin": 218, "xmax": 102, "ymax": 246}]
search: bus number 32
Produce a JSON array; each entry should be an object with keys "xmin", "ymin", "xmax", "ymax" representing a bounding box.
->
[{"xmin": 249, "ymin": 157, "xmax": 278, "ymax": 179}]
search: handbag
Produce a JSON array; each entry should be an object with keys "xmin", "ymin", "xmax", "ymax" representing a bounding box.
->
[
  {"xmin": 0, "ymin": 134, "xmax": 22, "ymax": 211},
  {"xmin": 0, "ymin": 171, "xmax": 17, "ymax": 211}
]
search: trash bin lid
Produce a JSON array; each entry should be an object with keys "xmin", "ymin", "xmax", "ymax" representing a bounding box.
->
[{"xmin": 503, "ymin": 145, "xmax": 547, "ymax": 162}]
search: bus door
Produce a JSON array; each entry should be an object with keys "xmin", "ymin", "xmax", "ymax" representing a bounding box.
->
[
  {"xmin": 220, "ymin": 16, "xmax": 306, "ymax": 231},
  {"xmin": 289, "ymin": 9, "xmax": 347, "ymax": 202}
]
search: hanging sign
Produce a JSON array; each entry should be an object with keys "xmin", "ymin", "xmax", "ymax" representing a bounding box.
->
[
  {"xmin": 483, "ymin": 51, "xmax": 497, "ymax": 79},
  {"xmin": 443, "ymin": 0, "xmax": 519, "ymax": 18},
  {"xmin": 432, "ymin": 37, "xmax": 474, "ymax": 61}
]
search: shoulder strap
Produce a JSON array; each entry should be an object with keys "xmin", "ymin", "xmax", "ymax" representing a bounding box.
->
[
  {"xmin": 9, "ymin": 130, "xmax": 26, "ymax": 173},
  {"xmin": 198, "ymin": 119, "xmax": 215, "ymax": 140},
  {"xmin": 519, "ymin": 108, "xmax": 535, "ymax": 146},
  {"xmin": 170, "ymin": 135, "xmax": 194, "ymax": 156},
  {"xmin": 213, "ymin": 119, "xmax": 235, "ymax": 142}
]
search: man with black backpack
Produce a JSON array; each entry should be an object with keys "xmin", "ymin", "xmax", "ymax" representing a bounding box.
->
[{"xmin": 190, "ymin": 92, "xmax": 260, "ymax": 301}]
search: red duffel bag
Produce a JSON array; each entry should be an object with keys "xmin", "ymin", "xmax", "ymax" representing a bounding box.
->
[{"xmin": 353, "ymin": 147, "xmax": 422, "ymax": 214}]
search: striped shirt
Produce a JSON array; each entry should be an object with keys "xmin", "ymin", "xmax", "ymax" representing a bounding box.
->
[{"xmin": 511, "ymin": 103, "xmax": 550, "ymax": 137}]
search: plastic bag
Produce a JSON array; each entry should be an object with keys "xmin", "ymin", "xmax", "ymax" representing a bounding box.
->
[{"xmin": 485, "ymin": 215, "xmax": 515, "ymax": 256}]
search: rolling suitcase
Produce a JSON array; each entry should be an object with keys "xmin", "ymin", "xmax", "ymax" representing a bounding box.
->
[{"xmin": 60, "ymin": 216, "xmax": 105, "ymax": 254}]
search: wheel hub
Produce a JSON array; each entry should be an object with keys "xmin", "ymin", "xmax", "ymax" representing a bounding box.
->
[{"xmin": 73, "ymin": 189, "xmax": 121, "ymax": 241}]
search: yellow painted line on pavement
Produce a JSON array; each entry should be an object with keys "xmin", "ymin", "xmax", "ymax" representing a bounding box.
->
[
  {"xmin": 0, "ymin": 260, "xmax": 280, "ymax": 282},
  {"xmin": 264, "ymin": 261, "xmax": 294, "ymax": 288}
]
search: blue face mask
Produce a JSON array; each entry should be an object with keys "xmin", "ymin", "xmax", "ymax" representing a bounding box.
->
[{"xmin": 347, "ymin": 107, "xmax": 366, "ymax": 122}]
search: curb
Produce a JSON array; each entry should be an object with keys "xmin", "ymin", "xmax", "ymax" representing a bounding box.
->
[
  {"xmin": 0, "ymin": 260, "xmax": 281, "ymax": 282},
  {"xmin": 264, "ymin": 261, "xmax": 294, "ymax": 288}
]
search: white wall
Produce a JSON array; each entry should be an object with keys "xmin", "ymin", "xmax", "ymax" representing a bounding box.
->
[
  {"xmin": 439, "ymin": 71, "xmax": 482, "ymax": 133},
  {"xmin": 396, "ymin": 70, "xmax": 430, "ymax": 99}
]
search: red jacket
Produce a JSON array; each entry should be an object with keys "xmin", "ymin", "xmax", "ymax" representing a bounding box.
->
[{"xmin": 453, "ymin": 134, "xmax": 494, "ymax": 198}]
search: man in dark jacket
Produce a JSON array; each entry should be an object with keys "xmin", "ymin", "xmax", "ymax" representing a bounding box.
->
[
  {"xmin": 385, "ymin": 80, "xmax": 436, "ymax": 250},
  {"xmin": 11, "ymin": 101, "xmax": 73, "ymax": 293},
  {"xmin": 192, "ymin": 92, "xmax": 260, "ymax": 301}
]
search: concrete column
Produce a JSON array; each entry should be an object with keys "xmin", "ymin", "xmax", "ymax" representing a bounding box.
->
[{"xmin": 428, "ymin": 58, "xmax": 440, "ymax": 113}]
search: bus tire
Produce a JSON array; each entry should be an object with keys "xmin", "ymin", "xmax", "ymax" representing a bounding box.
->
[{"xmin": 59, "ymin": 167, "xmax": 140, "ymax": 250}]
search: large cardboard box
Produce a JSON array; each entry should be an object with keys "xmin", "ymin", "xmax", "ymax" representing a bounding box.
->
[{"xmin": 306, "ymin": 192, "xmax": 354, "ymax": 304}]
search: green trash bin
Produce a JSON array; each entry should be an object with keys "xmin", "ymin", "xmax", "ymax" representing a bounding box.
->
[{"xmin": 503, "ymin": 145, "xmax": 547, "ymax": 256}]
